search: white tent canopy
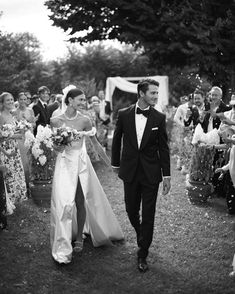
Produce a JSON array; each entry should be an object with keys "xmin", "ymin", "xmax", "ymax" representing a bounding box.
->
[{"xmin": 105, "ymin": 76, "xmax": 169, "ymax": 111}]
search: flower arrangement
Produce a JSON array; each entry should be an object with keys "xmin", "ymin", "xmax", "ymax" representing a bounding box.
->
[
  {"xmin": 52, "ymin": 126, "xmax": 83, "ymax": 147},
  {"xmin": 15, "ymin": 120, "xmax": 32, "ymax": 132},
  {"xmin": 0, "ymin": 124, "xmax": 15, "ymax": 138},
  {"xmin": 25, "ymin": 125, "xmax": 55, "ymax": 181}
]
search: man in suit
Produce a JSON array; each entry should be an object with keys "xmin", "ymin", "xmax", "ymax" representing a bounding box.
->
[
  {"xmin": 32, "ymin": 86, "xmax": 50, "ymax": 135},
  {"xmin": 201, "ymin": 86, "xmax": 231, "ymax": 133},
  {"xmin": 111, "ymin": 79, "xmax": 171, "ymax": 272}
]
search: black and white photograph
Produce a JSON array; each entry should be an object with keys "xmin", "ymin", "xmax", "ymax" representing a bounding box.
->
[{"xmin": 0, "ymin": 1, "xmax": 235, "ymax": 293}]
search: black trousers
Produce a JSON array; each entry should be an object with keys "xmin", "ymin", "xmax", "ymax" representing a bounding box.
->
[{"xmin": 123, "ymin": 164, "xmax": 159, "ymax": 258}]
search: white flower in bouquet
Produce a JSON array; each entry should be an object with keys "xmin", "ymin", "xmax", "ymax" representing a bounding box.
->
[
  {"xmin": 32, "ymin": 143, "xmax": 43, "ymax": 159},
  {"xmin": 36, "ymin": 125, "xmax": 52, "ymax": 142},
  {"xmin": 45, "ymin": 140, "xmax": 53, "ymax": 149},
  {"xmin": 24, "ymin": 130, "xmax": 35, "ymax": 148},
  {"xmin": 15, "ymin": 120, "xmax": 32, "ymax": 132},
  {"xmin": 0, "ymin": 124, "xmax": 15, "ymax": 138},
  {"xmin": 38, "ymin": 155, "xmax": 47, "ymax": 166}
]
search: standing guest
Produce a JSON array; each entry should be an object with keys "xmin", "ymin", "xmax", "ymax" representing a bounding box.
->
[
  {"xmin": 184, "ymin": 90, "xmax": 210, "ymax": 127},
  {"xmin": 14, "ymin": 92, "xmax": 36, "ymax": 124},
  {"xmin": 49, "ymin": 94, "xmax": 56, "ymax": 105},
  {"xmin": 28, "ymin": 94, "xmax": 39, "ymax": 109},
  {"xmin": 0, "ymin": 163, "xmax": 8, "ymax": 231},
  {"xmin": 13, "ymin": 92, "xmax": 36, "ymax": 186},
  {"xmin": 202, "ymin": 86, "xmax": 231, "ymax": 197},
  {"xmin": 173, "ymin": 95, "xmax": 190, "ymax": 126},
  {"xmin": 0, "ymin": 146, "xmax": 16, "ymax": 229},
  {"xmin": 173, "ymin": 95, "xmax": 194, "ymax": 171},
  {"xmin": 111, "ymin": 79, "xmax": 171, "ymax": 272},
  {"xmin": 201, "ymin": 86, "xmax": 231, "ymax": 133},
  {"xmin": 25, "ymin": 91, "xmax": 32, "ymax": 107},
  {"xmin": 0, "ymin": 92, "xmax": 27, "ymax": 208},
  {"xmin": 32, "ymin": 86, "xmax": 50, "ymax": 135},
  {"xmin": 97, "ymin": 90, "xmax": 112, "ymax": 150},
  {"xmin": 78, "ymin": 96, "xmax": 100, "ymax": 163},
  {"xmin": 51, "ymin": 94, "xmax": 63, "ymax": 118},
  {"xmin": 215, "ymin": 132, "xmax": 235, "ymax": 214}
]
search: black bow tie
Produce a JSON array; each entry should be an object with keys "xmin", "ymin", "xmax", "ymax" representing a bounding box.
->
[{"xmin": 136, "ymin": 107, "xmax": 150, "ymax": 117}]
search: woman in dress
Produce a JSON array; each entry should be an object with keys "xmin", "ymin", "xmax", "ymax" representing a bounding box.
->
[
  {"xmin": 78, "ymin": 97, "xmax": 100, "ymax": 163},
  {"xmin": 0, "ymin": 92, "xmax": 27, "ymax": 208},
  {"xmin": 13, "ymin": 92, "xmax": 36, "ymax": 186},
  {"xmin": 50, "ymin": 88, "xmax": 124, "ymax": 264}
]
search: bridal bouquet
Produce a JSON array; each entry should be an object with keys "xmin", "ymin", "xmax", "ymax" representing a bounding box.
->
[
  {"xmin": 52, "ymin": 126, "xmax": 83, "ymax": 147},
  {"xmin": 15, "ymin": 120, "xmax": 32, "ymax": 133},
  {"xmin": 0, "ymin": 124, "xmax": 15, "ymax": 138}
]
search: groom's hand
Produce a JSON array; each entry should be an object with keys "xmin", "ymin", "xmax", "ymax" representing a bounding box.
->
[{"xmin": 162, "ymin": 177, "xmax": 171, "ymax": 195}]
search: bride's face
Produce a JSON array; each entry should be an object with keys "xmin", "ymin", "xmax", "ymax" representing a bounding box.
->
[{"xmin": 70, "ymin": 94, "xmax": 86, "ymax": 110}]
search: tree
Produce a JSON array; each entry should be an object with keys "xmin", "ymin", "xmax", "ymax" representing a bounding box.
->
[
  {"xmin": 0, "ymin": 32, "xmax": 42, "ymax": 96},
  {"xmin": 45, "ymin": 0, "xmax": 235, "ymax": 92}
]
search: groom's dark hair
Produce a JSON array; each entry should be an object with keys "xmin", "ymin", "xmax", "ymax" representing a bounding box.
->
[
  {"xmin": 137, "ymin": 79, "xmax": 159, "ymax": 97},
  {"xmin": 65, "ymin": 88, "xmax": 84, "ymax": 105}
]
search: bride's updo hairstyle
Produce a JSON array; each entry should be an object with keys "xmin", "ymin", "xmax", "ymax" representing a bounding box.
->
[{"xmin": 64, "ymin": 88, "xmax": 84, "ymax": 105}]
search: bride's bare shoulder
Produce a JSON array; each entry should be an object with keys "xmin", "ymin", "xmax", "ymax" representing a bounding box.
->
[{"xmin": 50, "ymin": 114, "xmax": 65, "ymax": 128}]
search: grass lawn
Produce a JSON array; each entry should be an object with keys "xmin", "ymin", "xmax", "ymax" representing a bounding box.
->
[{"xmin": 1, "ymin": 157, "xmax": 235, "ymax": 294}]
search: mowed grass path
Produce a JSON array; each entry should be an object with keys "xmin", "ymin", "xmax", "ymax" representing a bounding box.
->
[{"xmin": 1, "ymin": 158, "xmax": 235, "ymax": 294}]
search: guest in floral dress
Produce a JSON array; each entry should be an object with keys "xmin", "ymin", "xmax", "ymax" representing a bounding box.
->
[{"xmin": 0, "ymin": 92, "xmax": 27, "ymax": 207}]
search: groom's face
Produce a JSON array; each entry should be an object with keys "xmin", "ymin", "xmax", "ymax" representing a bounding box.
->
[{"xmin": 141, "ymin": 84, "xmax": 159, "ymax": 107}]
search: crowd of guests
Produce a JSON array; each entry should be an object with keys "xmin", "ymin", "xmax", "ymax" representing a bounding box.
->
[
  {"xmin": 0, "ymin": 86, "xmax": 112, "ymax": 232},
  {"xmin": 173, "ymin": 86, "xmax": 235, "ymax": 214}
]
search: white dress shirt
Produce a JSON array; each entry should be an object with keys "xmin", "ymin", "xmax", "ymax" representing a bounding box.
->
[
  {"xmin": 207, "ymin": 106, "xmax": 218, "ymax": 132},
  {"xmin": 135, "ymin": 104, "xmax": 149, "ymax": 148},
  {"xmin": 39, "ymin": 99, "xmax": 47, "ymax": 108}
]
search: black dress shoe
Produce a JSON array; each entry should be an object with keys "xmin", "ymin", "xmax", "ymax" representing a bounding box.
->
[{"xmin": 137, "ymin": 257, "xmax": 149, "ymax": 273}]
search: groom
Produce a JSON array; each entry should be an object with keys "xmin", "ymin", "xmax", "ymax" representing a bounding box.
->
[{"xmin": 111, "ymin": 79, "xmax": 171, "ymax": 272}]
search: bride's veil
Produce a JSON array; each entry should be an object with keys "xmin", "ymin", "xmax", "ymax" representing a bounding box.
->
[{"xmin": 61, "ymin": 85, "xmax": 76, "ymax": 113}]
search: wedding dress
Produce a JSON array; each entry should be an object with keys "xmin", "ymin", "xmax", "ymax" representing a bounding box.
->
[{"xmin": 50, "ymin": 129, "xmax": 124, "ymax": 264}]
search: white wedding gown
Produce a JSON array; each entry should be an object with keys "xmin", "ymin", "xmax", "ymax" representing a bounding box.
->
[{"xmin": 50, "ymin": 133, "xmax": 124, "ymax": 264}]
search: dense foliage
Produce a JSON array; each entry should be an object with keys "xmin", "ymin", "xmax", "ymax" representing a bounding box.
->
[{"xmin": 45, "ymin": 0, "xmax": 235, "ymax": 89}]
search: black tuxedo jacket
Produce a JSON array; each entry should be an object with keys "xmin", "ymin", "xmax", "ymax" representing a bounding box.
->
[
  {"xmin": 201, "ymin": 101, "xmax": 231, "ymax": 132},
  {"xmin": 32, "ymin": 101, "xmax": 50, "ymax": 135},
  {"xmin": 111, "ymin": 104, "xmax": 170, "ymax": 184}
]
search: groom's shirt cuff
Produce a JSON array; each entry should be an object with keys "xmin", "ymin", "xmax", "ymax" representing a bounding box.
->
[
  {"xmin": 112, "ymin": 166, "xmax": 120, "ymax": 168},
  {"xmin": 163, "ymin": 176, "xmax": 171, "ymax": 179}
]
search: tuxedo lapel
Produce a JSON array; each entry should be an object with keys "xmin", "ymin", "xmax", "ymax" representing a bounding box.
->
[
  {"xmin": 127, "ymin": 105, "xmax": 138, "ymax": 149},
  {"xmin": 139, "ymin": 108, "xmax": 154, "ymax": 150}
]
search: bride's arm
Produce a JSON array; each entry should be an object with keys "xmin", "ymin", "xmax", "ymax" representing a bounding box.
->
[{"xmin": 84, "ymin": 118, "xmax": 111, "ymax": 166}]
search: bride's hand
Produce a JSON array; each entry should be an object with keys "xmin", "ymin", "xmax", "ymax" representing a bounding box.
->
[{"xmin": 53, "ymin": 144, "xmax": 65, "ymax": 153}]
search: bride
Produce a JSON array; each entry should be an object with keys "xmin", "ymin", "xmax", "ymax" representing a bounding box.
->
[{"xmin": 50, "ymin": 87, "xmax": 124, "ymax": 264}]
